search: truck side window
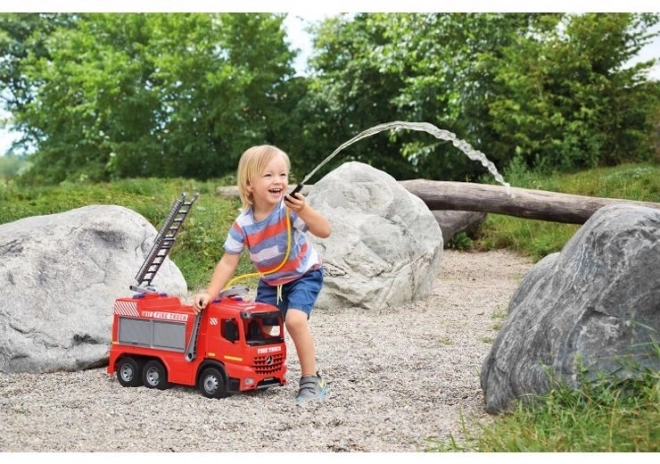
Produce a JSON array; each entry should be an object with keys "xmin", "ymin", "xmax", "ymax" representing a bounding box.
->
[{"xmin": 222, "ymin": 318, "xmax": 239, "ymax": 342}]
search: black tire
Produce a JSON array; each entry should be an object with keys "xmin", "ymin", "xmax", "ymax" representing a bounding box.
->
[
  {"xmin": 116, "ymin": 357, "xmax": 143, "ymax": 387},
  {"xmin": 142, "ymin": 359, "xmax": 171, "ymax": 390},
  {"xmin": 198, "ymin": 367, "xmax": 230, "ymax": 399}
]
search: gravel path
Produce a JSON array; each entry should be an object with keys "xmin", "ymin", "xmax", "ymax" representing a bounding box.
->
[{"xmin": 0, "ymin": 249, "xmax": 532, "ymax": 452}]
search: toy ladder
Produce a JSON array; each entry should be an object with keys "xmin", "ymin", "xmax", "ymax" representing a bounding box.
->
[
  {"xmin": 130, "ymin": 192, "xmax": 199, "ymax": 294},
  {"xmin": 185, "ymin": 312, "xmax": 202, "ymax": 362}
]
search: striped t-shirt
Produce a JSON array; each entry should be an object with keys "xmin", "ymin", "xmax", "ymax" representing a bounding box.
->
[{"xmin": 224, "ymin": 199, "xmax": 322, "ymax": 286}]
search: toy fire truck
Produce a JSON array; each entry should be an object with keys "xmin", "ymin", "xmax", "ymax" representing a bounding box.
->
[{"xmin": 107, "ymin": 193, "xmax": 287, "ymax": 398}]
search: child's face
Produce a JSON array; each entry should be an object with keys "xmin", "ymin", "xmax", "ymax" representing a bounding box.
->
[{"xmin": 248, "ymin": 153, "xmax": 289, "ymax": 208}]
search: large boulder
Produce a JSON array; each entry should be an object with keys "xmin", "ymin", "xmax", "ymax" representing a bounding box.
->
[
  {"xmin": 0, "ymin": 205, "xmax": 187, "ymax": 374},
  {"xmin": 307, "ymin": 162, "xmax": 444, "ymax": 310},
  {"xmin": 481, "ymin": 203, "xmax": 660, "ymax": 414}
]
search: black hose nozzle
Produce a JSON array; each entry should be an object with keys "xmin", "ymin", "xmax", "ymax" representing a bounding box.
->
[{"xmin": 290, "ymin": 183, "xmax": 304, "ymax": 199}]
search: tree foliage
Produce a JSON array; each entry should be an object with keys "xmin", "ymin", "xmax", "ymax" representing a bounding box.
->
[
  {"xmin": 305, "ymin": 13, "xmax": 660, "ymax": 181},
  {"xmin": 1, "ymin": 13, "xmax": 658, "ymax": 186},
  {"xmin": 299, "ymin": 14, "xmax": 419, "ymax": 182},
  {"xmin": 486, "ymin": 13, "xmax": 660, "ymax": 172},
  {"xmin": 0, "ymin": 153, "xmax": 26, "ymax": 186},
  {"xmin": 1, "ymin": 13, "xmax": 296, "ymax": 183}
]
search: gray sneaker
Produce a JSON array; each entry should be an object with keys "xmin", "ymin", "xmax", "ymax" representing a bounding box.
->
[{"xmin": 295, "ymin": 373, "xmax": 327, "ymax": 404}]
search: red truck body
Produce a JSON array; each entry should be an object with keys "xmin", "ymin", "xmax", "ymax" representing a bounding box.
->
[
  {"xmin": 107, "ymin": 291, "xmax": 287, "ymax": 397},
  {"xmin": 106, "ymin": 193, "xmax": 287, "ymax": 398}
]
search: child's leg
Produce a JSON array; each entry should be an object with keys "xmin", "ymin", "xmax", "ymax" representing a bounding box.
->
[
  {"xmin": 281, "ymin": 268, "xmax": 324, "ymax": 375},
  {"xmin": 280, "ymin": 268, "xmax": 326, "ymax": 403},
  {"xmin": 286, "ymin": 307, "xmax": 327, "ymax": 403},
  {"xmin": 284, "ymin": 308, "xmax": 317, "ymax": 376}
]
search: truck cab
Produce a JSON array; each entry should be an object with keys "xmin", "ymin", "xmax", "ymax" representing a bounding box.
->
[{"xmin": 193, "ymin": 292, "xmax": 287, "ymax": 393}]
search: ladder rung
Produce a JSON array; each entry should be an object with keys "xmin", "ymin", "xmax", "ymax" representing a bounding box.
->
[{"xmin": 133, "ymin": 192, "xmax": 199, "ymax": 290}]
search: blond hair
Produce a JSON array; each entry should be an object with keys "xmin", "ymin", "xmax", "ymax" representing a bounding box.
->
[{"xmin": 236, "ymin": 145, "xmax": 291, "ymax": 211}]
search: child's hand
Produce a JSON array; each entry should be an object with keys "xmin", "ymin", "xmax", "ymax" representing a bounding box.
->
[
  {"xmin": 193, "ymin": 293, "xmax": 210, "ymax": 314},
  {"xmin": 284, "ymin": 192, "xmax": 306, "ymax": 213}
]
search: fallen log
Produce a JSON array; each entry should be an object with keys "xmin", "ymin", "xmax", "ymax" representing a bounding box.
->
[{"xmin": 398, "ymin": 180, "xmax": 660, "ymax": 224}]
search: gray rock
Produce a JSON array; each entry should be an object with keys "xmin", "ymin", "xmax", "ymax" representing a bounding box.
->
[
  {"xmin": 307, "ymin": 162, "xmax": 443, "ymax": 310},
  {"xmin": 481, "ymin": 203, "xmax": 660, "ymax": 414},
  {"xmin": 0, "ymin": 205, "xmax": 187, "ymax": 373},
  {"xmin": 433, "ymin": 210, "xmax": 486, "ymax": 244}
]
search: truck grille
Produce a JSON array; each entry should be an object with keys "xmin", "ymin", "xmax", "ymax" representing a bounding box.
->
[{"xmin": 253, "ymin": 353, "xmax": 285, "ymax": 375}]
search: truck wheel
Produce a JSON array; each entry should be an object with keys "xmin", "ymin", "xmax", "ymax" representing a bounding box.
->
[
  {"xmin": 142, "ymin": 359, "xmax": 171, "ymax": 390},
  {"xmin": 116, "ymin": 357, "xmax": 143, "ymax": 387},
  {"xmin": 198, "ymin": 367, "xmax": 231, "ymax": 399}
]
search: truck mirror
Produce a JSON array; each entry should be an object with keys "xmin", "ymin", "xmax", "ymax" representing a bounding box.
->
[{"xmin": 223, "ymin": 319, "xmax": 239, "ymax": 342}]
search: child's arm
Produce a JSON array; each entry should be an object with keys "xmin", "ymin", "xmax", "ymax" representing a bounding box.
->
[
  {"xmin": 285, "ymin": 193, "xmax": 332, "ymax": 238},
  {"xmin": 193, "ymin": 252, "xmax": 241, "ymax": 313}
]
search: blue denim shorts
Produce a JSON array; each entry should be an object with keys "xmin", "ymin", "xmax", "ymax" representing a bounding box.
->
[{"xmin": 255, "ymin": 267, "xmax": 324, "ymax": 319}]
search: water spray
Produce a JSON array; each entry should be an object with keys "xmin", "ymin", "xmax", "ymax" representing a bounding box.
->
[{"xmin": 289, "ymin": 121, "xmax": 511, "ymax": 197}]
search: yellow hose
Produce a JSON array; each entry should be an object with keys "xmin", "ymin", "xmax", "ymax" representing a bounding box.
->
[{"xmin": 223, "ymin": 207, "xmax": 292, "ymax": 289}]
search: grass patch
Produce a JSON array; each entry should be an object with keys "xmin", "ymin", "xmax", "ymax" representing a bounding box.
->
[
  {"xmin": 475, "ymin": 162, "xmax": 660, "ymax": 262},
  {"xmin": 491, "ymin": 308, "xmax": 508, "ymax": 331},
  {"xmin": 428, "ymin": 338, "xmax": 660, "ymax": 452},
  {"xmin": 445, "ymin": 232, "xmax": 474, "ymax": 250},
  {"xmin": 491, "ymin": 308, "xmax": 508, "ymax": 320}
]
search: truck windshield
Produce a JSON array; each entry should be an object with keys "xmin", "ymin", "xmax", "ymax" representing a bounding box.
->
[{"xmin": 244, "ymin": 314, "xmax": 283, "ymax": 346}]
